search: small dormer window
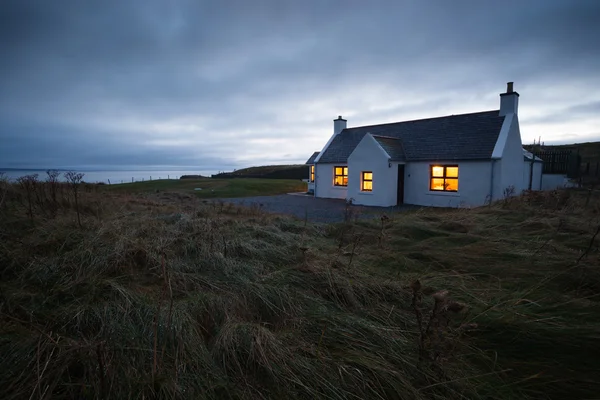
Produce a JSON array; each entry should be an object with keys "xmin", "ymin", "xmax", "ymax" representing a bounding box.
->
[
  {"xmin": 430, "ymin": 165, "xmax": 458, "ymax": 191},
  {"xmin": 334, "ymin": 166, "xmax": 348, "ymax": 186}
]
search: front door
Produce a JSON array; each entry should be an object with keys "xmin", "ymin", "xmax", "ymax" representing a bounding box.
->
[{"xmin": 397, "ymin": 165, "xmax": 405, "ymax": 205}]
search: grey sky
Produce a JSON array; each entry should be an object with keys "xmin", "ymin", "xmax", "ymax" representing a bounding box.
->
[{"xmin": 1, "ymin": 0, "xmax": 599, "ymax": 170}]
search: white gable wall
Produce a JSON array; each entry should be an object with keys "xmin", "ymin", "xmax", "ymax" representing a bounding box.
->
[
  {"xmin": 314, "ymin": 163, "xmax": 347, "ymax": 199},
  {"xmin": 347, "ymin": 134, "xmax": 399, "ymax": 207},
  {"xmin": 492, "ymin": 112, "xmax": 527, "ymax": 200},
  {"xmin": 403, "ymin": 160, "xmax": 494, "ymax": 207}
]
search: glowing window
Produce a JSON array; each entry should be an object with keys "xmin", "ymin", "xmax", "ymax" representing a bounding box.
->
[
  {"xmin": 430, "ymin": 165, "xmax": 459, "ymax": 192},
  {"xmin": 334, "ymin": 166, "xmax": 348, "ymax": 186},
  {"xmin": 310, "ymin": 165, "xmax": 315, "ymax": 182},
  {"xmin": 361, "ymin": 171, "xmax": 373, "ymax": 191}
]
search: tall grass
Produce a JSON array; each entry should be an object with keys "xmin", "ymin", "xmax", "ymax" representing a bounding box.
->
[{"xmin": 1, "ymin": 182, "xmax": 599, "ymax": 399}]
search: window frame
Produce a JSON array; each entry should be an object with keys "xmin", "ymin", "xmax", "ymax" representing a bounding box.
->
[
  {"xmin": 333, "ymin": 166, "xmax": 348, "ymax": 187},
  {"xmin": 310, "ymin": 165, "xmax": 315, "ymax": 182},
  {"xmin": 429, "ymin": 165, "xmax": 459, "ymax": 192},
  {"xmin": 361, "ymin": 171, "xmax": 373, "ymax": 192}
]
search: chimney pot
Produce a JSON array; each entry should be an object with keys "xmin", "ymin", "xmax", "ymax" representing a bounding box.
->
[{"xmin": 507, "ymin": 82, "xmax": 514, "ymax": 93}]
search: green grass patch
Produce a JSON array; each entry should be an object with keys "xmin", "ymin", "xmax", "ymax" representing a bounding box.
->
[{"xmin": 103, "ymin": 177, "xmax": 307, "ymax": 198}]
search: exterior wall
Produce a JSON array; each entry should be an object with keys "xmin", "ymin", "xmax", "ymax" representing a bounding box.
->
[
  {"xmin": 347, "ymin": 135, "xmax": 399, "ymax": 207},
  {"xmin": 522, "ymin": 160, "xmax": 543, "ymax": 191},
  {"xmin": 541, "ymin": 174, "xmax": 576, "ymax": 190},
  {"xmin": 314, "ymin": 163, "xmax": 347, "ymax": 199},
  {"xmin": 403, "ymin": 161, "xmax": 493, "ymax": 207},
  {"xmin": 492, "ymin": 114, "xmax": 526, "ymax": 199}
]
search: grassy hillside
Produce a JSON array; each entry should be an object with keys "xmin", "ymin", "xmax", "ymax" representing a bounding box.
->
[
  {"xmin": 230, "ymin": 164, "xmax": 306, "ymax": 175},
  {"xmin": 525, "ymin": 141, "xmax": 600, "ymax": 163},
  {"xmin": 212, "ymin": 165, "xmax": 309, "ymax": 180},
  {"xmin": 1, "ymin": 177, "xmax": 599, "ymax": 399},
  {"xmin": 104, "ymin": 178, "xmax": 307, "ymax": 198}
]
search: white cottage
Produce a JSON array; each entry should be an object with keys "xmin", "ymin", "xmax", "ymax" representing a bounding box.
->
[{"xmin": 306, "ymin": 82, "xmax": 542, "ymax": 207}]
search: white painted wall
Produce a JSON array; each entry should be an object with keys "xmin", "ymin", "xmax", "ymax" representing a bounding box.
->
[
  {"xmin": 522, "ymin": 160, "xmax": 543, "ymax": 190},
  {"xmin": 403, "ymin": 160, "xmax": 493, "ymax": 207},
  {"xmin": 541, "ymin": 174, "xmax": 576, "ymax": 190},
  {"xmin": 492, "ymin": 113, "xmax": 526, "ymax": 199},
  {"xmin": 499, "ymin": 90, "xmax": 519, "ymax": 116},
  {"xmin": 347, "ymin": 134, "xmax": 399, "ymax": 207},
  {"xmin": 314, "ymin": 163, "xmax": 347, "ymax": 199},
  {"xmin": 334, "ymin": 117, "xmax": 347, "ymax": 136}
]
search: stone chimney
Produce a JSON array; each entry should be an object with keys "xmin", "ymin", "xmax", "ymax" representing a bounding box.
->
[
  {"xmin": 499, "ymin": 82, "xmax": 519, "ymax": 116},
  {"xmin": 334, "ymin": 115, "xmax": 347, "ymax": 135}
]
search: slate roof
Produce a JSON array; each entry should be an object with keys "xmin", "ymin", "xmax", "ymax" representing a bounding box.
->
[
  {"xmin": 305, "ymin": 151, "xmax": 320, "ymax": 164},
  {"xmin": 372, "ymin": 135, "xmax": 406, "ymax": 161},
  {"xmin": 317, "ymin": 110, "xmax": 505, "ymax": 163}
]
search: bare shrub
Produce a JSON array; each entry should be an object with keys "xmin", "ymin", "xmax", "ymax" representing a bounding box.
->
[
  {"xmin": 411, "ymin": 280, "xmax": 468, "ymax": 368},
  {"xmin": 65, "ymin": 171, "xmax": 85, "ymax": 227},
  {"xmin": 343, "ymin": 197, "xmax": 354, "ymax": 222},
  {"xmin": 45, "ymin": 170, "xmax": 61, "ymax": 215},
  {"xmin": 16, "ymin": 174, "xmax": 38, "ymax": 223},
  {"xmin": 502, "ymin": 185, "xmax": 516, "ymax": 207},
  {"xmin": 0, "ymin": 172, "xmax": 8, "ymax": 211}
]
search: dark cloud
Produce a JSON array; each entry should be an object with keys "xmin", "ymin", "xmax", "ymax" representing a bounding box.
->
[{"xmin": 1, "ymin": 0, "xmax": 600, "ymax": 169}]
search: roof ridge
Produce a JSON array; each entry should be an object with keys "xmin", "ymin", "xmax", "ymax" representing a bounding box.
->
[
  {"xmin": 344, "ymin": 109, "xmax": 500, "ymax": 132},
  {"xmin": 371, "ymin": 134, "xmax": 401, "ymax": 140}
]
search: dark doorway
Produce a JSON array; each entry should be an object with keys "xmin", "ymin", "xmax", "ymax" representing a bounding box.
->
[{"xmin": 397, "ymin": 165, "xmax": 405, "ymax": 205}]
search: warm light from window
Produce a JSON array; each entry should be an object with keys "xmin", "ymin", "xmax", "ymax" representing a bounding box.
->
[
  {"xmin": 362, "ymin": 171, "xmax": 373, "ymax": 191},
  {"xmin": 310, "ymin": 165, "xmax": 315, "ymax": 182},
  {"xmin": 446, "ymin": 166, "xmax": 458, "ymax": 178},
  {"xmin": 430, "ymin": 165, "xmax": 458, "ymax": 192},
  {"xmin": 334, "ymin": 166, "xmax": 348, "ymax": 186},
  {"xmin": 431, "ymin": 166, "xmax": 444, "ymax": 177},
  {"xmin": 431, "ymin": 178, "xmax": 446, "ymax": 190}
]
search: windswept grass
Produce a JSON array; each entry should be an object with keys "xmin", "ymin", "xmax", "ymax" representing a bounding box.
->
[{"xmin": 1, "ymin": 177, "xmax": 599, "ymax": 399}]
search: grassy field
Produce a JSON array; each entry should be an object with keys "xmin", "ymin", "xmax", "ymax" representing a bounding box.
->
[
  {"xmin": 1, "ymin": 175, "xmax": 599, "ymax": 399},
  {"xmin": 104, "ymin": 177, "xmax": 307, "ymax": 198}
]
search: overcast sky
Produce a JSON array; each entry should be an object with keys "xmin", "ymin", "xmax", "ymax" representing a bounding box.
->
[{"xmin": 1, "ymin": 0, "xmax": 599, "ymax": 171}]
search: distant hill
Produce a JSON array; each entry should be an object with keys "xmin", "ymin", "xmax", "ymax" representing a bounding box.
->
[{"xmin": 212, "ymin": 164, "xmax": 308, "ymax": 180}]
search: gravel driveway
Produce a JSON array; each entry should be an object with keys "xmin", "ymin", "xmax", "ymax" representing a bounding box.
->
[{"xmin": 219, "ymin": 193, "xmax": 417, "ymax": 223}]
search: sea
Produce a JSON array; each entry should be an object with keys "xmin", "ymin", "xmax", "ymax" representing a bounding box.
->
[{"xmin": 0, "ymin": 169, "xmax": 221, "ymax": 184}]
